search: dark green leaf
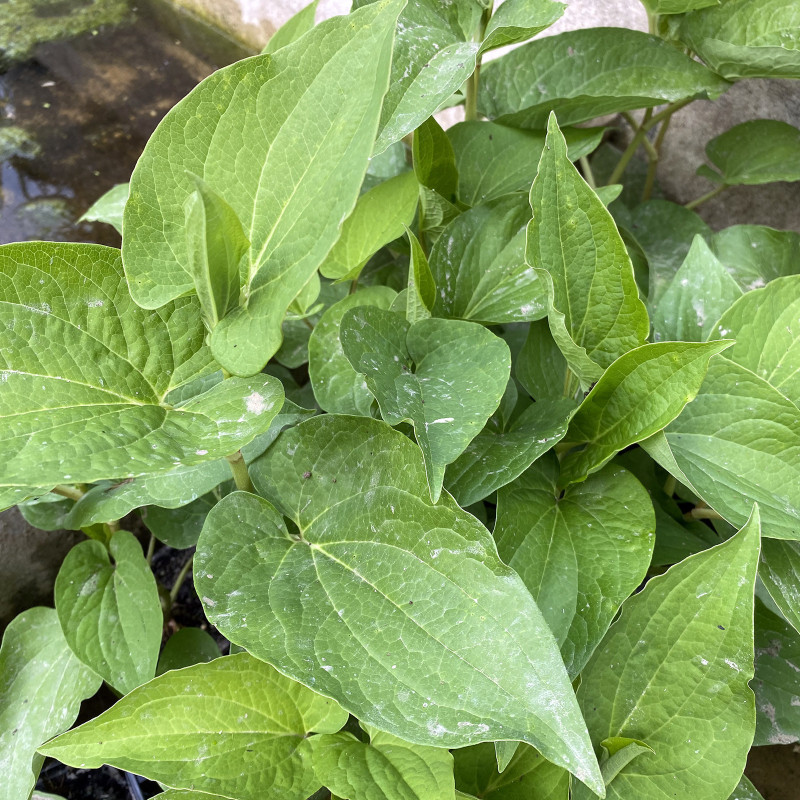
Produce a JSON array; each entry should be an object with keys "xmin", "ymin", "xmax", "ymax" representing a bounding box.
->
[
  {"xmin": 760, "ymin": 538, "xmax": 800, "ymax": 634},
  {"xmin": 156, "ymin": 628, "xmax": 221, "ymax": 675},
  {"xmin": 413, "ymin": 115, "xmax": 458, "ymax": 202}
]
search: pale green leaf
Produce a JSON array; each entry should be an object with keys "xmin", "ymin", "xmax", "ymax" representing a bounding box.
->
[
  {"xmin": 639, "ymin": 0, "xmax": 719, "ymax": 12},
  {"xmin": 0, "ymin": 243, "xmax": 284, "ymax": 488},
  {"xmin": 527, "ymin": 115, "xmax": 649, "ymax": 389},
  {"xmin": 560, "ymin": 341, "xmax": 732, "ymax": 485},
  {"xmin": 753, "ymin": 598, "xmax": 800, "ymax": 745},
  {"xmin": 480, "ymin": 0, "xmax": 565, "ymax": 54},
  {"xmin": 599, "ymin": 737, "xmax": 655, "ymax": 786},
  {"xmin": 445, "ymin": 397, "xmax": 574, "ymax": 507},
  {"xmin": 480, "ymin": 28, "xmax": 729, "ymax": 128},
  {"xmin": 322, "ymin": 171, "xmax": 419, "ymax": 281},
  {"xmin": 760, "ymin": 538, "xmax": 800, "ymax": 634},
  {"xmin": 447, "ymin": 121, "xmax": 604, "ymax": 206},
  {"xmin": 413, "ymin": 115, "xmax": 458, "ymax": 202},
  {"xmin": 494, "ymin": 740, "xmax": 519, "ymax": 774},
  {"xmin": 431, "ymin": 194, "xmax": 547, "ymax": 324},
  {"xmin": 653, "ymin": 236, "xmax": 743, "ymax": 343},
  {"xmin": 453, "ymin": 742, "xmax": 568, "ymax": 800},
  {"xmin": 309, "ymin": 725, "xmax": 455, "ymax": 800},
  {"xmin": 677, "ymin": 0, "xmax": 800, "ymax": 79},
  {"xmin": 156, "ymin": 628, "xmax": 221, "ymax": 675},
  {"xmin": 262, "ymin": 0, "xmax": 319, "ymax": 53},
  {"xmin": 574, "ymin": 507, "xmax": 761, "ymax": 800},
  {"xmin": 699, "ymin": 120, "xmax": 800, "ymax": 186},
  {"xmin": 151, "ymin": 792, "xmax": 228, "ymax": 800},
  {"xmin": 309, "ymin": 286, "xmax": 397, "ymax": 415},
  {"xmin": 55, "ymin": 530, "xmax": 162, "ymax": 694},
  {"xmin": 495, "ymin": 454, "xmax": 655, "ymax": 677},
  {"xmin": 198, "ymin": 415, "xmax": 605, "ymax": 794},
  {"xmin": 340, "ymin": 308, "xmax": 511, "ymax": 501},
  {"xmin": 1, "ymin": 607, "xmax": 101, "ymax": 800},
  {"xmin": 183, "ymin": 176, "xmax": 249, "ymax": 331},
  {"xmin": 79, "ymin": 182, "xmax": 129, "ymax": 234},
  {"xmin": 39, "ymin": 653, "xmax": 349, "ymax": 800},
  {"xmin": 406, "ymin": 228, "xmax": 434, "ymax": 324},
  {"xmin": 123, "ymin": 0, "xmax": 403, "ymax": 376}
]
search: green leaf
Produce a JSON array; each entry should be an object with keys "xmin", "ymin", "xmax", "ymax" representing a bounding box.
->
[
  {"xmin": 198, "ymin": 415, "xmax": 604, "ymax": 794},
  {"xmin": 183, "ymin": 176, "xmax": 249, "ymax": 331},
  {"xmin": 560, "ymin": 341, "xmax": 733, "ymax": 485},
  {"xmin": 710, "ymin": 224, "xmax": 800, "ymax": 290},
  {"xmin": 760, "ymin": 539, "xmax": 800, "ymax": 634},
  {"xmin": 309, "ymin": 286, "xmax": 397, "ymax": 415},
  {"xmin": 123, "ymin": 0, "xmax": 403, "ymax": 376},
  {"xmin": 18, "ymin": 493, "xmax": 76, "ymax": 531},
  {"xmin": 151, "ymin": 793, "xmax": 229, "ymax": 800},
  {"xmin": 653, "ymin": 236, "xmax": 743, "ymax": 343},
  {"xmin": 156, "ymin": 628, "xmax": 221, "ymax": 675},
  {"xmin": 447, "ymin": 121, "xmax": 604, "ymax": 206},
  {"xmin": 55, "ymin": 530, "xmax": 162, "ymax": 694},
  {"xmin": 515, "ymin": 319, "xmax": 569, "ymax": 401},
  {"xmin": 453, "ymin": 742, "xmax": 569, "ymax": 800},
  {"xmin": 479, "ymin": 28, "xmax": 729, "ymax": 128},
  {"xmin": 40, "ymin": 653, "xmax": 348, "ymax": 800},
  {"xmin": 406, "ymin": 228, "xmax": 435, "ymax": 324},
  {"xmin": 527, "ymin": 115, "xmax": 649, "ymax": 389},
  {"xmin": 638, "ymin": 0, "xmax": 719, "ymax": 13},
  {"xmin": 480, "ymin": 0, "xmax": 565, "ymax": 54},
  {"xmin": 676, "ymin": 0, "xmax": 800, "ymax": 79},
  {"xmin": 79, "ymin": 182, "xmax": 129, "ymax": 234},
  {"xmin": 413, "ymin": 115, "xmax": 458, "ymax": 202},
  {"xmin": 1, "ymin": 607, "xmax": 101, "ymax": 800},
  {"xmin": 262, "ymin": 0, "xmax": 319, "ymax": 53},
  {"xmin": 430, "ymin": 194, "xmax": 547, "ymax": 324},
  {"xmin": 494, "ymin": 740, "xmax": 519, "ymax": 774},
  {"xmin": 0, "ymin": 243, "xmax": 285, "ymax": 488},
  {"xmin": 144, "ymin": 491, "xmax": 220, "ymax": 549},
  {"xmin": 573, "ymin": 507, "xmax": 761, "ymax": 800},
  {"xmin": 368, "ymin": 0, "xmax": 481, "ymax": 154},
  {"xmin": 495, "ymin": 454, "xmax": 655, "ymax": 677},
  {"xmin": 727, "ymin": 776, "xmax": 765, "ymax": 800},
  {"xmin": 322, "ymin": 171, "xmax": 420, "ymax": 281},
  {"xmin": 445, "ymin": 397, "xmax": 574, "ymax": 507},
  {"xmin": 310, "ymin": 725, "xmax": 455, "ymax": 800},
  {"xmin": 698, "ymin": 120, "xmax": 800, "ymax": 186},
  {"xmin": 709, "ymin": 275, "xmax": 800, "ymax": 400},
  {"xmin": 340, "ymin": 308, "xmax": 511, "ymax": 501},
  {"xmin": 752, "ymin": 598, "xmax": 800, "ymax": 745}
]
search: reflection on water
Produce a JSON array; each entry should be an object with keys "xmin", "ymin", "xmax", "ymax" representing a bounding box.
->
[{"xmin": 0, "ymin": 0, "xmax": 250, "ymax": 245}]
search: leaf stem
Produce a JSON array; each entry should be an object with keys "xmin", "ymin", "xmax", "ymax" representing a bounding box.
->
[
  {"xmin": 52, "ymin": 484, "xmax": 85, "ymax": 502},
  {"xmin": 464, "ymin": 3, "xmax": 493, "ymax": 121},
  {"xmin": 146, "ymin": 534, "xmax": 156, "ymax": 566},
  {"xmin": 663, "ymin": 474, "xmax": 677, "ymax": 498},
  {"xmin": 226, "ymin": 450, "xmax": 254, "ymax": 493},
  {"xmin": 684, "ymin": 184, "xmax": 726, "ymax": 210},
  {"xmin": 642, "ymin": 112, "xmax": 673, "ymax": 202},
  {"xmin": 688, "ymin": 506, "xmax": 725, "ymax": 521},
  {"xmin": 579, "ymin": 156, "xmax": 596, "ymax": 189},
  {"xmin": 302, "ymin": 316, "xmax": 314, "ymax": 331},
  {"xmin": 170, "ymin": 553, "xmax": 194, "ymax": 603}
]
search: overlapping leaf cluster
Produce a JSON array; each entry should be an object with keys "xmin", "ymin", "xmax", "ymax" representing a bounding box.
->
[{"xmin": 2, "ymin": 1, "xmax": 800, "ymax": 800}]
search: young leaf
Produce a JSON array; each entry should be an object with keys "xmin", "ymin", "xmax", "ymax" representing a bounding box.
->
[
  {"xmin": 183, "ymin": 176, "xmax": 249, "ymax": 331},
  {"xmin": 560, "ymin": 340, "xmax": 733, "ymax": 485},
  {"xmin": 698, "ymin": 120, "xmax": 800, "ymax": 186},
  {"xmin": 123, "ymin": 0, "xmax": 403, "ymax": 376},
  {"xmin": 638, "ymin": 0, "xmax": 719, "ymax": 12},
  {"xmin": 198, "ymin": 415, "xmax": 605, "ymax": 794},
  {"xmin": 760, "ymin": 539, "xmax": 800, "ymax": 634},
  {"xmin": 55, "ymin": 530, "xmax": 162, "ymax": 694},
  {"xmin": 447, "ymin": 121, "xmax": 604, "ymax": 206},
  {"xmin": 321, "ymin": 171, "xmax": 420, "ymax": 281},
  {"xmin": 262, "ymin": 0, "xmax": 319, "ymax": 53},
  {"xmin": 573, "ymin": 507, "xmax": 761, "ymax": 800},
  {"xmin": 1, "ymin": 607, "xmax": 101, "ymax": 800},
  {"xmin": 752, "ymin": 598, "xmax": 800, "ymax": 745},
  {"xmin": 430, "ymin": 194, "xmax": 547, "ymax": 325},
  {"xmin": 309, "ymin": 725, "xmax": 455, "ymax": 800},
  {"xmin": 445, "ymin": 396, "xmax": 575, "ymax": 507},
  {"xmin": 340, "ymin": 308, "xmax": 511, "ymax": 501},
  {"xmin": 453, "ymin": 742, "xmax": 568, "ymax": 800},
  {"xmin": 79, "ymin": 182, "xmax": 129, "ymax": 234},
  {"xmin": 406, "ymin": 228, "xmax": 435, "ymax": 324},
  {"xmin": 479, "ymin": 0, "xmax": 565, "ymax": 54},
  {"xmin": 39, "ymin": 653, "xmax": 349, "ymax": 800},
  {"xmin": 599, "ymin": 738, "xmax": 655, "ymax": 786},
  {"xmin": 527, "ymin": 115, "xmax": 649, "ymax": 389},
  {"xmin": 653, "ymin": 236, "xmax": 743, "ymax": 343},
  {"xmin": 0, "ymin": 243, "xmax": 284, "ymax": 489},
  {"xmin": 495, "ymin": 454, "xmax": 655, "ymax": 677},
  {"xmin": 156, "ymin": 628, "xmax": 221, "ymax": 675},
  {"xmin": 676, "ymin": 0, "xmax": 800, "ymax": 79},
  {"xmin": 308, "ymin": 286, "xmax": 397, "ymax": 415},
  {"xmin": 479, "ymin": 28, "xmax": 729, "ymax": 128},
  {"xmin": 413, "ymin": 115, "xmax": 458, "ymax": 202}
]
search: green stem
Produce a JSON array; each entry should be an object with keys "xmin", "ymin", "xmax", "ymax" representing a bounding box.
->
[
  {"xmin": 52, "ymin": 484, "xmax": 85, "ymax": 502},
  {"xmin": 226, "ymin": 450, "xmax": 254, "ymax": 493},
  {"xmin": 688, "ymin": 507, "xmax": 725, "ymax": 521},
  {"xmin": 647, "ymin": 10, "xmax": 658, "ymax": 35},
  {"xmin": 146, "ymin": 534, "xmax": 156, "ymax": 566},
  {"xmin": 684, "ymin": 184, "xmax": 726, "ymax": 210},
  {"xmin": 642, "ymin": 113, "xmax": 672, "ymax": 202},
  {"xmin": 302, "ymin": 315, "xmax": 314, "ymax": 331},
  {"xmin": 579, "ymin": 156, "xmax": 596, "ymax": 189},
  {"xmin": 663, "ymin": 474, "xmax": 677, "ymax": 498},
  {"xmin": 464, "ymin": 3, "xmax": 493, "ymax": 121},
  {"xmin": 170, "ymin": 554, "xmax": 194, "ymax": 603}
]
